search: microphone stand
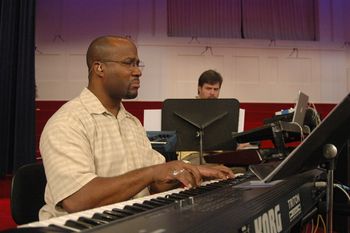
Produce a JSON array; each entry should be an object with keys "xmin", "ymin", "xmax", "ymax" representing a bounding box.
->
[{"xmin": 322, "ymin": 143, "xmax": 338, "ymax": 233}]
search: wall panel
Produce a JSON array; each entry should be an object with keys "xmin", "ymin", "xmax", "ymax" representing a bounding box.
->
[{"xmin": 35, "ymin": 0, "xmax": 350, "ymax": 103}]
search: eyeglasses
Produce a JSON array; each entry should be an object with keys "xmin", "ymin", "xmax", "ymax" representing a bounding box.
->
[{"xmin": 100, "ymin": 59, "xmax": 145, "ymax": 71}]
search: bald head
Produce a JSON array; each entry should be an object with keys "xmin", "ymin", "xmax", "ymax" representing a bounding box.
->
[
  {"xmin": 86, "ymin": 36, "xmax": 135, "ymax": 77},
  {"xmin": 86, "ymin": 35, "xmax": 142, "ymax": 105}
]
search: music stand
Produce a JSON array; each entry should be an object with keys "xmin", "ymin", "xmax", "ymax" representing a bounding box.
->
[{"xmin": 161, "ymin": 99, "xmax": 240, "ymax": 164}]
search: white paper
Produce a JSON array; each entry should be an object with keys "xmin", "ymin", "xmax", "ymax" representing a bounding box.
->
[
  {"xmin": 238, "ymin": 108, "xmax": 245, "ymax": 132},
  {"xmin": 144, "ymin": 109, "xmax": 161, "ymax": 131}
]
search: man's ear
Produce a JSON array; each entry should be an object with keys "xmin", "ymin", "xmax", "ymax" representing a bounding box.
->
[
  {"xmin": 197, "ymin": 86, "xmax": 201, "ymax": 95},
  {"xmin": 93, "ymin": 62, "xmax": 103, "ymax": 75}
]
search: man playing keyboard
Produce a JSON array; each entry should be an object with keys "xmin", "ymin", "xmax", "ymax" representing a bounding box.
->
[{"xmin": 39, "ymin": 35, "xmax": 234, "ymax": 220}]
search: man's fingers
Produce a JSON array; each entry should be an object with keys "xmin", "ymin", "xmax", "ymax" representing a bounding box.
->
[
  {"xmin": 215, "ymin": 165, "xmax": 235, "ymax": 178},
  {"xmin": 172, "ymin": 169, "xmax": 198, "ymax": 188},
  {"xmin": 196, "ymin": 164, "xmax": 235, "ymax": 180},
  {"xmin": 206, "ymin": 164, "xmax": 235, "ymax": 178},
  {"xmin": 182, "ymin": 164, "xmax": 202, "ymax": 186}
]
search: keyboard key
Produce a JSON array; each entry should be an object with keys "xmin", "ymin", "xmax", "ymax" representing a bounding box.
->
[
  {"xmin": 47, "ymin": 224, "xmax": 76, "ymax": 232},
  {"xmin": 103, "ymin": 210, "xmax": 128, "ymax": 218},
  {"xmin": 92, "ymin": 213, "xmax": 118, "ymax": 222},
  {"xmin": 111, "ymin": 208, "xmax": 134, "ymax": 216},
  {"xmin": 133, "ymin": 202, "xmax": 156, "ymax": 210},
  {"xmin": 156, "ymin": 197, "xmax": 176, "ymax": 203},
  {"xmin": 143, "ymin": 200, "xmax": 165, "ymax": 207},
  {"xmin": 65, "ymin": 219, "xmax": 94, "ymax": 230},
  {"xmin": 124, "ymin": 205, "xmax": 148, "ymax": 213},
  {"xmin": 169, "ymin": 193, "xmax": 190, "ymax": 199},
  {"xmin": 77, "ymin": 216, "xmax": 107, "ymax": 226}
]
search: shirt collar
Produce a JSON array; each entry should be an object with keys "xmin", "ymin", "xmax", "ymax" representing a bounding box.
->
[{"xmin": 79, "ymin": 88, "xmax": 133, "ymax": 119}]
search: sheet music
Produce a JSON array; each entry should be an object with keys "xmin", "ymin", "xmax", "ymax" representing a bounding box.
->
[
  {"xmin": 144, "ymin": 109, "xmax": 161, "ymax": 131},
  {"xmin": 238, "ymin": 108, "xmax": 245, "ymax": 132}
]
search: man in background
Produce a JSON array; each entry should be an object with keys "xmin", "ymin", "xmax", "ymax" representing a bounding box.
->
[{"xmin": 195, "ymin": 69, "xmax": 253, "ymax": 151}]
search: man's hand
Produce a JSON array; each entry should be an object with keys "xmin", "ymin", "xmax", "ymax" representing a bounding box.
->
[
  {"xmin": 151, "ymin": 161, "xmax": 234, "ymax": 191},
  {"xmin": 196, "ymin": 164, "xmax": 234, "ymax": 180},
  {"xmin": 151, "ymin": 160, "xmax": 201, "ymax": 189}
]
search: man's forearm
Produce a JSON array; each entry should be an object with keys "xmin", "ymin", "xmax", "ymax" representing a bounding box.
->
[
  {"xmin": 149, "ymin": 181, "xmax": 180, "ymax": 194},
  {"xmin": 62, "ymin": 166, "xmax": 155, "ymax": 213},
  {"xmin": 61, "ymin": 161, "xmax": 234, "ymax": 213}
]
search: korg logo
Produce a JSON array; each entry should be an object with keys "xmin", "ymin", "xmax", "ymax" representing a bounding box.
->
[
  {"xmin": 287, "ymin": 193, "xmax": 301, "ymax": 222},
  {"xmin": 254, "ymin": 204, "xmax": 282, "ymax": 233}
]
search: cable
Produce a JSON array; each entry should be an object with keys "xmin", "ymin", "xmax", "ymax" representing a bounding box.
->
[
  {"xmin": 315, "ymin": 181, "xmax": 350, "ymax": 201},
  {"xmin": 310, "ymin": 218, "xmax": 314, "ymax": 233},
  {"xmin": 334, "ymin": 184, "xmax": 350, "ymax": 201},
  {"xmin": 319, "ymin": 215, "xmax": 326, "ymax": 233},
  {"xmin": 309, "ymin": 103, "xmax": 322, "ymax": 125},
  {"xmin": 291, "ymin": 121, "xmax": 304, "ymax": 141},
  {"xmin": 312, "ymin": 214, "xmax": 326, "ymax": 233},
  {"xmin": 338, "ymin": 183, "xmax": 350, "ymax": 191},
  {"xmin": 313, "ymin": 215, "xmax": 320, "ymax": 233}
]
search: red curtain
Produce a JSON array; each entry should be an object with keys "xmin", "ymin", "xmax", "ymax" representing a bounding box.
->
[
  {"xmin": 167, "ymin": 0, "xmax": 242, "ymax": 38},
  {"xmin": 167, "ymin": 0, "xmax": 318, "ymax": 41},
  {"xmin": 243, "ymin": 0, "xmax": 317, "ymax": 40}
]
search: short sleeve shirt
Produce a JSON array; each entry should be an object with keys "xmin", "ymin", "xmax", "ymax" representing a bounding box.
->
[{"xmin": 39, "ymin": 88, "xmax": 165, "ymax": 220}]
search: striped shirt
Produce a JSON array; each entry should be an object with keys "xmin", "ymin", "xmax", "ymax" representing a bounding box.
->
[{"xmin": 39, "ymin": 88, "xmax": 165, "ymax": 220}]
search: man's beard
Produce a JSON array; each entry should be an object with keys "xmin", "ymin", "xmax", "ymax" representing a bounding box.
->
[
  {"xmin": 124, "ymin": 77, "xmax": 139, "ymax": 99},
  {"xmin": 124, "ymin": 90, "xmax": 138, "ymax": 99},
  {"xmin": 106, "ymin": 86, "xmax": 138, "ymax": 100}
]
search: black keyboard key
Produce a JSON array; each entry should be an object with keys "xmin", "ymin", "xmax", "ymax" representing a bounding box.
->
[
  {"xmin": 104, "ymin": 210, "xmax": 128, "ymax": 218},
  {"xmin": 169, "ymin": 193, "xmax": 190, "ymax": 199},
  {"xmin": 92, "ymin": 213, "xmax": 117, "ymax": 222},
  {"xmin": 166, "ymin": 195, "xmax": 184, "ymax": 200},
  {"xmin": 150, "ymin": 198, "xmax": 171, "ymax": 205},
  {"xmin": 163, "ymin": 195, "xmax": 180, "ymax": 201},
  {"xmin": 78, "ymin": 216, "xmax": 106, "ymax": 226},
  {"xmin": 219, "ymin": 179, "xmax": 232, "ymax": 185},
  {"xmin": 65, "ymin": 219, "xmax": 94, "ymax": 230},
  {"xmin": 124, "ymin": 204, "xmax": 148, "ymax": 213},
  {"xmin": 143, "ymin": 200, "xmax": 165, "ymax": 207},
  {"xmin": 198, "ymin": 185, "xmax": 217, "ymax": 191},
  {"xmin": 181, "ymin": 189, "xmax": 203, "ymax": 196},
  {"xmin": 112, "ymin": 208, "xmax": 135, "ymax": 216},
  {"xmin": 156, "ymin": 197, "xmax": 176, "ymax": 203},
  {"xmin": 48, "ymin": 224, "xmax": 75, "ymax": 232},
  {"xmin": 194, "ymin": 187, "xmax": 213, "ymax": 193},
  {"xmin": 133, "ymin": 202, "xmax": 156, "ymax": 210},
  {"xmin": 205, "ymin": 182, "xmax": 224, "ymax": 188}
]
